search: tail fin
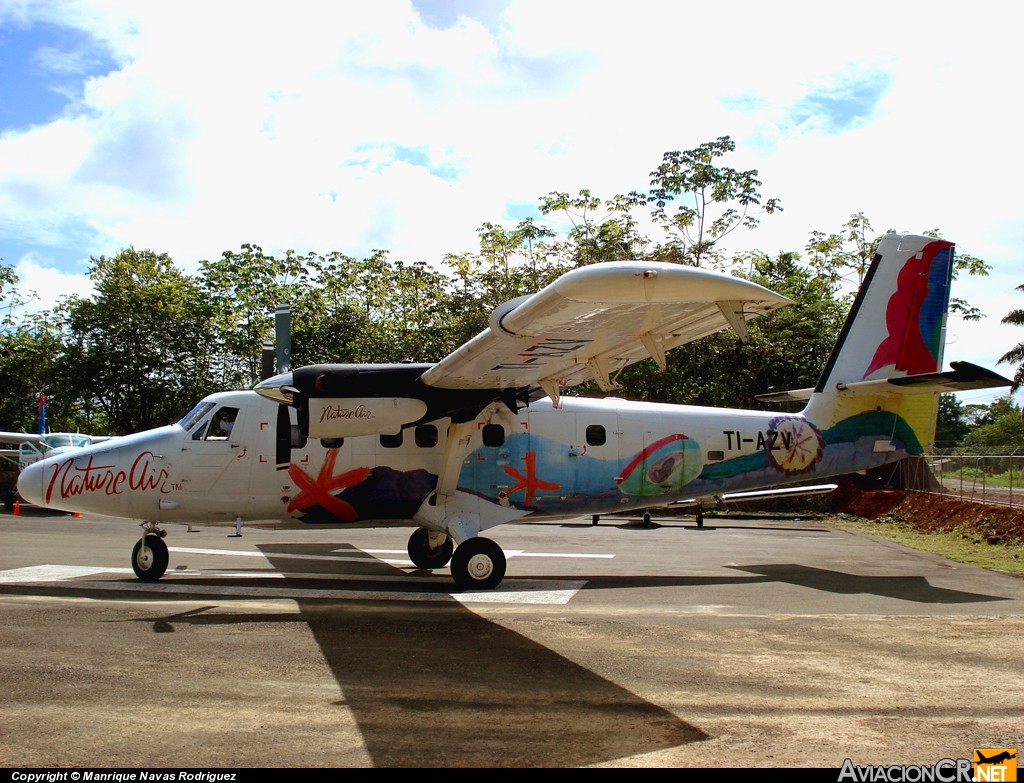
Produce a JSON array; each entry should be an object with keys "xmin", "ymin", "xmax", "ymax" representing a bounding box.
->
[
  {"xmin": 759, "ymin": 232, "xmax": 1009, "ymax": 465},
  {"xmin": 815, "ymin": 232, "xmax": 954, "ymax": 391},
  {"xmin": 802, "ymin": 233, "xmax": 1005, "ymax": 455}
]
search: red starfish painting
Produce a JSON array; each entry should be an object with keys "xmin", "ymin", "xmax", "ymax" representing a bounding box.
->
[
  {"xmin": 287, "ymin": 449, "xmax": 371, "ymax": 521},
  {"xmin": 500, "ymin": 450, "xmax": 561, "ymax": 507}
]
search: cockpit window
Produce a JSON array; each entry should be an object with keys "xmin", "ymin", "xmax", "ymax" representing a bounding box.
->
[
  {"xmin": 205, "ymin": 407, "xmax": 239, "ymax": 440},
  {"xmin": 178, "ymin": 401, "xmax": 216, "ymax": 432}
]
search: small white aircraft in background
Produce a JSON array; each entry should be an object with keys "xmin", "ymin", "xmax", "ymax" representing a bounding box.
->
[
  {"xmin": 17, "ymin": 233, "xmax": 1011, "ymax": 589},
  {"xmin": 1, "ymin": 397, "xmax": 111, "ymax": 471}
]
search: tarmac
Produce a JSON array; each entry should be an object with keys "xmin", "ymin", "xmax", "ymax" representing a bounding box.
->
[{"xmin": 1, "ymin": 507, "xmax": 1022, "ymax": 768}]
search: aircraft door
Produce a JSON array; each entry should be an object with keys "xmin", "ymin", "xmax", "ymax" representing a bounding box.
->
[
  {"xmin": 573, "ymin": 411, "xmax": 621, "ymax": 499},
  {"xmin": 521, "ymin": 406, "xmax": 576, "ymax": 503},
  {"xmin": 617, "ymin": 427, "xmax": 703, "ymax": 499},
  {"xmin": 179, "ymin": 405, "xmax": 251, "ymax": 493}
]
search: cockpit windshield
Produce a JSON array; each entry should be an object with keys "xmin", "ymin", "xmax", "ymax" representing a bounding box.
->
[
  {"xmin": 178, "ymin": 401, "xmax": 216, "ymax": 432},
  {"xmin": 41, "ymin": 433, "xmax": 91, "ymax": 449}
]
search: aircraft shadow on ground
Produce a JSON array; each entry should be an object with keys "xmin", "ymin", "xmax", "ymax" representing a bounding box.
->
[
  {"xmin": 566, "ymin": 571, "xmax": 1006, "ymax": 604},
  {"xmin": 122, "ymin": 541, "xmax": 709, "ymax": 768}
]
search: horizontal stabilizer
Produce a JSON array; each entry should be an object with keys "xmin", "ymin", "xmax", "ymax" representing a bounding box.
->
[
  {"xmin": 757, "ymin": 361, "xmax": 1012, "ymax": 403},
  {"xmin": 754, "ymin": 387, "xmax": 814, "ymax": 404}
]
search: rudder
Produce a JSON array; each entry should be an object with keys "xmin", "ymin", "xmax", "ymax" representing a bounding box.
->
[{"xmin": 815, "ymin": 232, "xmax": 954, "ymax": 391}]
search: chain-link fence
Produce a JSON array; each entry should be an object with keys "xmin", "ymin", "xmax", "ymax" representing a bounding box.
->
[{"xmin": 922, "ymin": 450, "xmax": 1024, "ymax": 508}]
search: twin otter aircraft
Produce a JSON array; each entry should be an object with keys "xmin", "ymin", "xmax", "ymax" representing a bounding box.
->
[{"xmin": 18, "ymin": 233, "xmax": 1011, "ymax": 589}]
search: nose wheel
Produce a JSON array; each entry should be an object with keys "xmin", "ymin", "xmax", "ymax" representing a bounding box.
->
[
  {"xmin": 132, "ymin": 532, "xmax": 169, "ymax": 581},
  {"xmin": 450, "ymin": 537, "xmax": 506, "ymax": 590}
]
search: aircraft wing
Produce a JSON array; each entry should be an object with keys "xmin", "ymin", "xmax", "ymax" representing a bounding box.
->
[
  {"xmin": 420, "ymin": 261, "xmax": 792, "ymax": 401},
  {"xmin": 0, "ymin": 432, "xmax": 42, "ymax": 446}
]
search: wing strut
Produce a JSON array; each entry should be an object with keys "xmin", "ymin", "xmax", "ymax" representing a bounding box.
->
[{"xmin": 432, "ymin": 419, "xmax": 478, "ymax": 506}]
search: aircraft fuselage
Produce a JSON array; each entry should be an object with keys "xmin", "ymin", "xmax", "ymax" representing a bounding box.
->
[{"xmin": 20, "ymin": 388, "xmax": 913, "ymax": 532}]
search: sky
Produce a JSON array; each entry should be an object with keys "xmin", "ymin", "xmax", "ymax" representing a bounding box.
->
[{"xmin": 1, "ymin": 0, "xmax": 1021, "ymax": 407}]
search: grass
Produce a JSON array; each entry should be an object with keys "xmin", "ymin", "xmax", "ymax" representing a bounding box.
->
[
  {"xmin": 934, "ymin": 465, "xmax": 1024, "ymax": 489},
  {"xmin": 825, "ymin": 513, "xmax": 1024, "ymax": 574}
]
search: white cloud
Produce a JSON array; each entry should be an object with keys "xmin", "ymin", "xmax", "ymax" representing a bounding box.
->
[
  {"xmin": 0, "ymin": 0, "xmax": 1021, "ymax": 384},
  {"xmin": 12, "ymin": 251, "xmax": 94, "ymax": 310}
]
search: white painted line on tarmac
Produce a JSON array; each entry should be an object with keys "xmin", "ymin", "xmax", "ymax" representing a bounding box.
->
[
  {"xmin": 0, "ymin": 564, "xmax": 585, "ymax": 605},
  {"xmin": 170, "ymin": 545, "xmax": 614, "ymax": 565},
  {"xmin": 0, "ymin": 565, "xmax": 113, "ymax": 582}
]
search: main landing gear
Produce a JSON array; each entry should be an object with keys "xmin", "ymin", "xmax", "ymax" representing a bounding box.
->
[
  {"xmin": 407, "ymin": 527, "xmax": 454, "ymax": 569},
  {"xmin": 406, "ymin": 528, "xmax": 507, "ymax": 590},
  {"xmin": 450, "ymin": 537, "xmax": 506, "ymax": 590},
  {"xmin": 132, "ymin": 524, "xmax": 169, "ymax": 581}
]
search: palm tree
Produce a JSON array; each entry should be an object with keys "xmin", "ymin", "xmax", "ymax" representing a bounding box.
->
[{"xmin": 999, "ymin": 283, "xmax": 1024, "ymax": 390}]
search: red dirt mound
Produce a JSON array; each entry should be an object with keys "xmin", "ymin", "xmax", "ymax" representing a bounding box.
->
[{"xmin": 831, "ymin": 477, "xmax": 1024, "ymax": 546}]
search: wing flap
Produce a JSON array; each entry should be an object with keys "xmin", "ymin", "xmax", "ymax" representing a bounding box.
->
[{"xmin": 422, "ymin": 261, "xmax": 791, "ymax": 392}]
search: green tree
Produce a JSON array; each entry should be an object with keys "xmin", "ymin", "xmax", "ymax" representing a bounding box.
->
[
  {"xmin": 200, "ymin": 245, "xmax": 310, "ymax": 387},
  {"xmin": 0, "ymin": 262, "xmax": 77, "ymax": 432},
  {"xmin": 647, "ymin": 136, "xmax": 782, "ymax": 267},
  {"xmin": 998, "ymin": 283, "xmax": 1024, "ymax": 390},
  {"xmin": 806, "ymin": 214, "xmax": 991, "ymax": 319},
  {"xmin": 960, "ymin": 398, "xmax": 1024, "ymax": 450},
  {"xmin": 60, "ymin": 249, "xmax": 218, "ymax": 434},
  {"xmin": 538, "ymin": 190, "xmax": 648, "ymax": 266},
  {"xmin": 289, "ymin": 251, "xmax": 370, "ymax": 367},
  {"xmin": 934, "ymin": 394, "xmax": 971, "ymax": 450}
]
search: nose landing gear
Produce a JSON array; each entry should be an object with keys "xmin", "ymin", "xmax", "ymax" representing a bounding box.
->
[{"xmin": 132, "ymin": 525, "xmax": 168, "ymax": 581}]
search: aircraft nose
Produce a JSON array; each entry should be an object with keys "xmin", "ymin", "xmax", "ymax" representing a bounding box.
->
[{"xmin": 17, "ymin": 459, "xmax": 46, "ymax": 506}]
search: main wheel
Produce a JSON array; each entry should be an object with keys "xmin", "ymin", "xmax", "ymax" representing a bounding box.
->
[
  {"xmin": 132, "ymin": 534, "xmax": 169, "ymax": 582},
  {"xmin": 450, "ymin": 537, "xmax": 506, "ymax": 590},
  {"xmin": 407, "ymin": 527, "xmax": 454, "ymax": 569}
]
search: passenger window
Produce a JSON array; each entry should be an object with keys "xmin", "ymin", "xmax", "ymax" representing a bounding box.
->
[
  {"xmin": 415, "ymin": 425, "xmax": 438, "ymax": 448},
  {"xmin": 291, "ymin": 426, "xmax": 307, "ymax": 449},
  {"xmin": 320, "ymin": 437, "xmax": 344, "ymax": 449},
  {"xmin": 482, "ymin": 424, "xmax": 505, "ymax": 447},
  {"xmin": 380, "ymin": 431, "xmax": 403, "ymax": 448},
  {"xmin": 586, "ymin": 425, "xmax": 606, "ymax": 447}
]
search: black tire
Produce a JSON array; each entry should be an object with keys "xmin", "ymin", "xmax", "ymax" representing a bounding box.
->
[
  {"xmin": 132, "ymin": 534, "xmax": 169, "ymax": 581},
  {"xmin": 407, "ymin": 527, "xmax": 454, "ymax": 569},
  {"xmin": 450, "ymin": 537, "xmax": 506, "ymax": 590}
]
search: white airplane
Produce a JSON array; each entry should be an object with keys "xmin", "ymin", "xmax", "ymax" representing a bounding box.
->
[
  {"xmin": 16, "ymin": 233, "xmax": 1011, "ymax": 589},
  {"xmin": 1, "ymin": 397, "xmax": 111, "ymax": 471}
]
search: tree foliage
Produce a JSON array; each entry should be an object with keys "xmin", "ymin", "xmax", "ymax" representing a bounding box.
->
[
  {"xmin": 59, "ymin": 249, "xmax": 218, "ymax": 433},
  {"xmin": 0, "ymin": 138, "xmax": 1004, "ymax": 440},
  {"xmin": 959, "ymin": 398, "xmax": 1024, "ymax": 450},
  {"xmin": 998, "ymin": 283, "xmax": 1024, "ymax": 391},
  {"xmin": 648, "ymin": 136, "xmax": 782, "ymax": 267}
]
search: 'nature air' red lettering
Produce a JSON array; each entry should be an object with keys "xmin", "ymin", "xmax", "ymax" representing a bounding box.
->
[{"xmin": 45, "ymin": 451, "xmax": 170, "ymax": 504}]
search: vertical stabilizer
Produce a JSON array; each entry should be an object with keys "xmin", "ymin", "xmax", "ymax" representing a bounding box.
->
[
  {"xmin": 815, "ymin": 232, "xmax": 954, "ymax": 391},
  {"xmin": 803, "ymin": 233, "xmax": 955, "ymax": 454}
]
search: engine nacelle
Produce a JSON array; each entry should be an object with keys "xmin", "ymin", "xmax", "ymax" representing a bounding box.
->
[
  {"xmin": 307, "ymin": 397, "xmax": 428, "ymax": 438},
  {"xmin": 255, "ymin": 363, "xmax": 530, "ymax": 439}
]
